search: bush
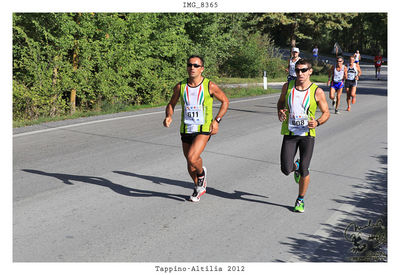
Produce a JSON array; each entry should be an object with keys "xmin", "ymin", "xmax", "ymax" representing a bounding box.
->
[
  {"xmin": 13, "ymin": 13, "xmax": 284, "ymax": 123},
  {"xmin": 222, "ymin": 33, "xmax": 284, "ymax": 78}
]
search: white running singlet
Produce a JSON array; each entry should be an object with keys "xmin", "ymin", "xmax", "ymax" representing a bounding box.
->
[
  {"xmin": 183, "ymin": 82, "xmax": 206, "ymax": 133},
  {"xmin": 354, "ymin": 53, "xmax": 360, "ymax": 62},
  {"xmin": 287, "ymin": 85, "xmax": 312, "ymax": 136},
  {"xmin": 347, "ymin": 64, "xmax": 358, "ymax": 81},
  {"xmin": 289, "ymin": 57, "xmax": 300, "ymax": 77},
  {"xmin": 333, "ymin": 66, "xmax": 345, "ymax": 82}
]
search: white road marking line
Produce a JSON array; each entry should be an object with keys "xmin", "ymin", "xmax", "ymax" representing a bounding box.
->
[{"xmin": 13, "ymin": 94, "xmax": 280, "ymax": 138}]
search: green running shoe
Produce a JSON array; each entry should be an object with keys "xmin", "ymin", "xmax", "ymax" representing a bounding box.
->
[
  {"xmin": 294, "ymin": 198, "xmax": 305, "ymax": 213},
  {"xmin": 294, "ymin": 159, "xmax": 300, "ymax": 184}
]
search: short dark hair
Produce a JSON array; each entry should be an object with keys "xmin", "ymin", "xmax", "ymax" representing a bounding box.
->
[
  {"xmin": 295, "ymin": 58, "xmax": 312, "ymax": 68},
  {"xmin": 187, "ymin": 55, "xmax": 204, "ymax": 67}
]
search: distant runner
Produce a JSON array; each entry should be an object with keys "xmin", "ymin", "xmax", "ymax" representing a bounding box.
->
[
  {"xmin": 328, "ymin": 56, "xmax": 348, "ymax": 114},
  {"xmin": 354, "ymin": 50, "xmax": 361, "ymax": 64},
  {"xmin": 312, "ymin": 45, "xmax": 319, "ymax": 65},
  {"xmin": 345, "ymin": 56, "xmax": 362, "ymax": 111},
  {"xmin": 163, "ymin": 55, "xmax": 229, "ymax": 202},
  {"xmin": 374, "ymin": 52, "xmax": 384, "ymax": 80},
  {"xmin": 277, "ymin": 59, "xmax": 330, "ymax": 213},
  {"xmin": 286, "ymin": 47, "xmax": 301, "ymax": 82}
]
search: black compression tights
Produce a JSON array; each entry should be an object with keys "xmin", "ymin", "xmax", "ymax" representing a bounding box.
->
[{"xmin": 280, "ymin": 135, "xmax": 315, "ymax": 177}]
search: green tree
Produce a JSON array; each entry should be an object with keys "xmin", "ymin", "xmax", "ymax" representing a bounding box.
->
[{"xmin": 252, "ymin": 13, "xmax": 357, "ymax": 52}]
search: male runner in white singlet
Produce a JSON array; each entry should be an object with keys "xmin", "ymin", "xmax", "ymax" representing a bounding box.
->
[
  {"xmin": 286, "ymin": 47, "xmax": 301, "ymax": 81},
  {"xmin": 328, "ymin": 56, "xmax": 348, "ymax": 114},
  {"xmin": 163, "ymin": 55, "xmax": 229, "ymax": 202},
  {"xmin": 345, "ymin": 56, "xmax": 362, "ymax": 111},
  {"xmin": 277, "ymin": 59, "xmax": 330, "ymax": 212}
]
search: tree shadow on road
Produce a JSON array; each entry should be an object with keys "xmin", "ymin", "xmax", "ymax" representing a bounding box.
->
[
  {"xmin": 275, "ymin": 150, "xmax": 387, "ymax": 262},
  {"xmin": 355, "ymin": 86, "xmax": 387, "ymax": 96}
]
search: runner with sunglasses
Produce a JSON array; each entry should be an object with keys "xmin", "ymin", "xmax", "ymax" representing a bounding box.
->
[
  {"xmin": 163, "ymin": 55, "xmax": 229, "ymax": 202},
  {"xmin": 277, "ymin": 59, "xmax": 330, "ymax": 213},
  {"xmin": 328, "ymin": 56, "xmax": 348, "ymax": 114}
]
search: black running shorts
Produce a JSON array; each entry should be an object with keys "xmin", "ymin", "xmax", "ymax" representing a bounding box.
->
[
  {"xmin": 180, "ymin": 132, "xmax": 211, "ymax": 144},
  {"xmin": 345, "ymin": 79, "xmax": 357, "ymax": 88}
]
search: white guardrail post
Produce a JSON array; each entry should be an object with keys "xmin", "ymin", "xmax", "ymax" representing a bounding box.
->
[{"xmin": 263, "ymin": 71, "xmax": 268, "ymax": 90}]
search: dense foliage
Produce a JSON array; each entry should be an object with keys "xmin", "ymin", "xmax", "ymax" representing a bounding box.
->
[
  {"xmin": 13, "ymin": 13, "xmax": 387, "ymax": 122},
  {"xmin": 251, "ymin": 13, "xmax": 387, "ymax": 56}
]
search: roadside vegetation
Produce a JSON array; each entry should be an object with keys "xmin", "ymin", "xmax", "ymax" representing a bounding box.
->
[
  {"xmin": 13, "ymin": 13, "xmax": 386, "ymax": 127},
  {"xmin": 13, "ymin": 86, "xmax": 282, "ymax": 128}
]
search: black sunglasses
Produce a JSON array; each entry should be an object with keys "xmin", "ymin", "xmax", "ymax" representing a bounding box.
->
[
  {"xmin": 295, "ymin": 68, "xmax": 310, "ymax": 74},
  {"xmin": 187, "ymin": 63, "xmax": 202, "ymax": 68}
]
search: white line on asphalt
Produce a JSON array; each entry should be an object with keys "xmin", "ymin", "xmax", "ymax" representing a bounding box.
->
[
  {"xmin": 13, "ymin": 94, "xmax": 280, "ymax": 138},
  {"xmin": 287, "ymin": 202, "xmax": 356, "ymax": 262},
  {"xmin": 287, "ymin": 179, "xmax": 374, "ymax": 262}
]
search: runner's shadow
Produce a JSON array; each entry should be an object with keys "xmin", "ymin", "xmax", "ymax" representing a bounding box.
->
[
  {"xmin": 22, "ymin": 169, "xmax": 187, "ymax": 202},
  {"xmin": 21, "ymin": 169, "xmax": 292, "ymax": 209},
  {"xmin": 114, "ymin": 170, "xmax": 293, "ymax": 211}
]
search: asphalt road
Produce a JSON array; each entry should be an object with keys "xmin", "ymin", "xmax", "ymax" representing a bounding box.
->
[{"xmin": 13, "ymin": 65, "xmax": 387, "ymax": 263}]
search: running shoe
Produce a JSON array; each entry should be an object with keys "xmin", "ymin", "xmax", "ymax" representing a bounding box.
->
[
  {"xmin": 189, "ymin": 167, "xmax": 207, "ymax": 202},
  {"xmin": 347, "ymin": 106, "xmax": 351, "ymax": 111},
  {"xmin": 352, "ymin": 97, "xmax": 356, "ymax": 104},
  {"xmin": 294, "ymin": 159, "xmax": 300, "ymax": 184},
  {"xmin": 335, "ymin": 109, "xmax": 340, "ymax": 114},
  {"xmin": 294, "ymin": 198, "xmax": 305, "ymax": 213},
  {"xmin": 189, "ymin": 185, "xmax": 206, "ymax": 202}
]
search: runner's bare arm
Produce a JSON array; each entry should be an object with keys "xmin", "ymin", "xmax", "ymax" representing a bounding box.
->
[
  {"xmin": 310, "ymin": 87, "xmax": 330, "ymax": 128},
  {"xmin": 277, "ymin": 82, "xmax": 288, "ymax": 122},
  {"xmin": 327, "ymin": 67, "xmax": 333, "ymax": 85},
  {"xmin": 209, "ymin": 81, "xmax": 229, "ymax": 135},
  {"xmin": 163, "ymin": 83, "xmax": 181, "ymax": 127}
]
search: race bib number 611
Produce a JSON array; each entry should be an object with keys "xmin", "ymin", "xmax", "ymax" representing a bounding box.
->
[{"xmin": 184, "ymin": 105, "xmax": 205, "ymax": 125}]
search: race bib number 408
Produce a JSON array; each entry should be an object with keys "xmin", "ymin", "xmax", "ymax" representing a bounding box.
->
[
  {"xmin": 289, "ymin": 113, "xmax": 309, "ymax": 132},
  {"xmin": 184, "ymin": 105, "xmax": 205, "ymax": 125}
]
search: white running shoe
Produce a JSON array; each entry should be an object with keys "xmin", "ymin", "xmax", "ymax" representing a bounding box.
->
[{"xmin": 189, "ymin": 167, "xmax": 207, "ymax": 202}]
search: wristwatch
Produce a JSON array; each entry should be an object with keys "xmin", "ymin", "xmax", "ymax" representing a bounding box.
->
[
  {"xmin": 316, "ymin": 120, "xmax": 320, "ymax": 127},
  {"xmin": 215, "ymin": 117, "xmax": 222, "ymax": 123}
]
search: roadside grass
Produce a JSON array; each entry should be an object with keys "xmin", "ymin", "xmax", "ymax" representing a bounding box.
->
[
  {"xmin": 13, "ymin": 73, "xmax": 329, "ymax": 128},
  {"xmin": 224, "ymin": 87, "xmax": 280, "ymax": 99},
  {"xmin": 12, "ymin": 102, "xmax": 166, "ymax": 128}
]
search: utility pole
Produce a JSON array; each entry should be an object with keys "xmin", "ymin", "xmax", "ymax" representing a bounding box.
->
[
  {"xmin": 70, "ymin": 13, "xmax": 81, "ymax": 115},
  {"xmin": 70, "ymin": 43, "xmax": 78, "ymax": 114}
]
